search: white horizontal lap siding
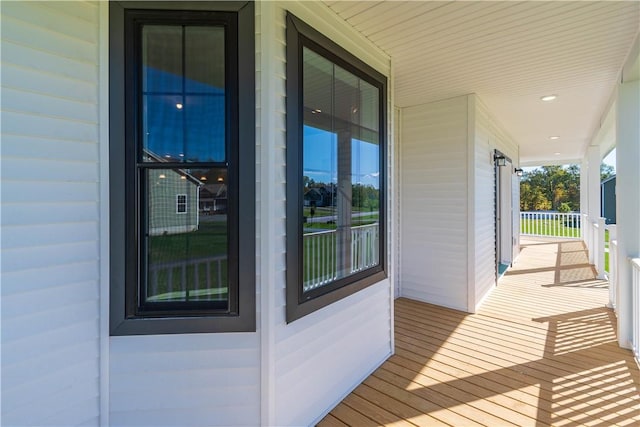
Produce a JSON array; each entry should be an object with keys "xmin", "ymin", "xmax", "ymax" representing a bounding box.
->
[
  {"xmin": 109, "ymin": 336, "xmax": 260, "ymax": 426},
  {"xmin": 275, "ymin": 282, "xmax": 391, "ymax": 426},
  {"xmin": 400, "ymin": 96, "xmax": 469, "ymax": 311},
  {"xmin": 108, "ymin": 4, "xmax": 261, "ymax": 426},
  {"xmin": 473, "ymin": 96, "xmax": 519, "ymax": 307},
  {"xmin": 270, "ymin": 2, "xmax": 392, "ymax": 426},
  {"xmin": 1, "ymin": 2, "xmax": 101, "ymax": 426}
]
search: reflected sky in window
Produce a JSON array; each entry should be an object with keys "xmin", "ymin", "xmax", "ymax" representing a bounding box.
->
[{"xmin": 303, "ymin": 125, "xmax": 380, "ymax": 189}]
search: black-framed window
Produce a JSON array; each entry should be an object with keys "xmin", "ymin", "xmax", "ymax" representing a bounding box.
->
[
  {"xmin": 286, "ymin": 13, "xmax": 387, "ymax": 322},
  {"xmin": 176, "ymin": 194, "xmax": 188, "ymax": 214},
  {"xmin": 109, "ymin": 1, "xmax": 255, "ymax": 335}
]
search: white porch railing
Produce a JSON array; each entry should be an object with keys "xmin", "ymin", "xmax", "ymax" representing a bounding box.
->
[
  {"xmin": 520, "ymin": 211, "xmax": 582, "ymax": 238},
  {"xmin": 303, "ymin": 229, "xmax": 337, "ymax": 290},
  {"xmin": 607, "ymin": 225, "xmax": 618, "ymax": 311},
  {"xmin": 590, "ymin": 217, "xmax": 606, "ymax": 278},
  {"xmin": 631, "ymin": 258, "xmax": 640, "ymax": 364},
  {"xmin": 303, "ymin": 223, "xmax": 379, "ymax": 292},
  {"xmin": 148, "ymin": 255, "xmax": 228, "ymax": 301}
]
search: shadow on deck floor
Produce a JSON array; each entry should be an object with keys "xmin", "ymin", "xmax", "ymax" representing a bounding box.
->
[{"xmin": 319, "ymin": 238, "xmax": 640, "ymax": 426}]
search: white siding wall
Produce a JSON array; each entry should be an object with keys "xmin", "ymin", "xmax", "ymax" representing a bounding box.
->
[
  {"xmin": 268, "ymin": 2, "xmax": 393, "ymax": 426},
  {"xmin": 472, "ymin": 96, "xmax": 519, "ymax": 309},
  {"xmin": 399, "ymin": 96, "xmax": 469, "ymax": 311},
  {"xmin": 108, "ymin": 4, "xmax": 261, "ymax": 426},
  {"xmin": 1, "ymin": 2, "xmax": 102, "ymax": 425},
  {"xmin": 109, "ymin": 335, "xmax": 260, "ymax": 426},
  {"xmin": 2, "ymin": 2, "xmax": 394, "ymax": 426}
]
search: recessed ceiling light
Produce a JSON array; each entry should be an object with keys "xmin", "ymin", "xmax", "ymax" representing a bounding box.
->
[
  {"xmin": 541, "ymin": 95, "xmax": 557, "ymax": 102},
  {"xmin": 176, "ymin": 103, "xmax": 184, "ymax": 110},
  {"xmin": 549, "ymin": 136, "xmax": 560, "ymax": 140},
  {"xmin": 554, "ymin": 152, "xmax": 561, "ymax": 155}
]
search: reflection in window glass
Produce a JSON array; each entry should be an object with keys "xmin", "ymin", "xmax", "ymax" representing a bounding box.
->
[
  {"xmin": 176, "ymin": 194, "xmax": 187, "ymax": 214},
  {"xmin": 302, "ymin": 47, "xmax": 380, "ymax": 293},
  {"xmin": 144, "ymin": 168, "xmax": 228, "ymax": 306},
  {"xmin": 142, "ymin": 25, "xmax": 225, "ymax": 163}
]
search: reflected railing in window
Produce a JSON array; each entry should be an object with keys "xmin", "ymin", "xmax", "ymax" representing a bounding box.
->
[
  {"xmin": 147, "ymin": 255, "xmax": 228, "ymax": 302},
  {"xmin": 303, "ymin": 223, "xmax": 379, "ymax": 292}
]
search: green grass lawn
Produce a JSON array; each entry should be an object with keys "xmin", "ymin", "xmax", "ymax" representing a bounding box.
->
[
  {"xmin": 149, "ymin": 221, "xmax": 228, "ymax": 262},
  {"xmin": 148, "ymin": 221, "xmax": 228, "ymax": 301}
]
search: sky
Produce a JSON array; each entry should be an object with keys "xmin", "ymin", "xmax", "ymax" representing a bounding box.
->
[
  {"xmin": 303, "ymin": 125, "xmax": 380, "ymax": 188},
  {"xmin": 603, "ymin": 148, "xmax": 616, "ymax": 170}
]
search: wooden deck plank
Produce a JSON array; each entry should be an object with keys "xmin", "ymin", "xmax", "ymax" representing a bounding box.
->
[
  {"xmin": 342, "ymin": 393, "xmax": 417, "ymax": 427},
  {"xmin": 326, "ymin": 402, "xmax": 381, "ymax": 426},
  {"xmin": 351, "ymin": 383, "xmax": 449, "ymax": 427},
  {"xmin": 394, "ymin": 310, "xmax": 637, "ymax": 388},
  {"xmin": 316, "ymin": 413, "xmax": 349, "ymax": 427},
  {"xmin": 319, "ymin": 238, "xmax": 640, "ymax": 426},
  {"xmin": 364, "ymin": 371, "xmax": 494, "ymax": 426}
]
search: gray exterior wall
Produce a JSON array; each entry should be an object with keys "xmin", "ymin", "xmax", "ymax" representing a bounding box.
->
[{"xmin": 601, "ymin": 176, "xmax": 616, "ymax": 224}]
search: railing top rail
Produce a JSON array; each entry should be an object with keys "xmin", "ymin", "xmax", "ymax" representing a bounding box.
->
[
  {"xmin": 350, "ymin": 223, "xmax": 379, "ymax": 230},
  {"xmin": 520, "ymin": 211, "xmax": 580, "ymax": 214},
  {"xmin": 150, "ymin": 254, "xmax": 227, "ymax": 270},
  {"xmin": 303, "ymin": 229, "xmax": 337, "ymax": 236}
]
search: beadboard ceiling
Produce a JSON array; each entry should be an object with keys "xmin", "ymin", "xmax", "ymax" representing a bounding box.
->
[{"xmin": 324, "ymin": 1, "xmax": 640, "ymax": 166}]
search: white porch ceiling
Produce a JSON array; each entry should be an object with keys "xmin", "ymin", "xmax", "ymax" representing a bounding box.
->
[{"xmin": 324, "ymin": 1, "xmax": 640, "ymax": 166}]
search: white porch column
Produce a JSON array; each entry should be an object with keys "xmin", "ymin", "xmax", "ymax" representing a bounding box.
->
[
  {"xmin": 580, "ymin": 159, "xmax": 589, "ymax": 241},
  {"xmin": 616, "ymin": 78, "xmax": 640, "ymax": 349},
  {"xmin": 586, "ymin": 145, "xmax": 602, "ymax": 262}
]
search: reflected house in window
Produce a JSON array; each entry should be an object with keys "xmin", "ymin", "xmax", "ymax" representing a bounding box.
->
[
  {"xmin": 145, "ymin": 150, "xmax": 203, "ymax": 236},
  {"xmin": 142, "ymin": 61, "xmax": 226, "ymax": 234},
  {"xmin": 303, "ymin": 185, "xmax": 334, "ymax": 207},
  {"xmin": 199, "ymin": 182, "xmax": 228, "ymax": 214}
]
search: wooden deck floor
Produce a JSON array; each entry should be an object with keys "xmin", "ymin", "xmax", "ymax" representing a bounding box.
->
[{"xmin": 319, "ymin": 238, "xmax": 640, "ymax": 426}]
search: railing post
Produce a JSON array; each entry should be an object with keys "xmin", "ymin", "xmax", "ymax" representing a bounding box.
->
[
  {"xmin": 595, "ymin": 217, "xmax": 606, "ymax": 279},
  {"xmin": 606, "ymin": 225, "xmax": 617, "ymax": 309},
  {"xmin": 582, "ymin": 213, "xmax": 588, "ymax": 245},
  {"xmin": 609, "ymin": 243, "xmax": 618, "ymax": 311},
  {"xmin": 590, "ymin": 220, "xmax": 596, "ymax": 266}
]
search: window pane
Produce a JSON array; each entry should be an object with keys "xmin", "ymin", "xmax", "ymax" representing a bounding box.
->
[
  {"xmin": 176, "ymin": 194, "xmax": 187, "ymax": 214},
  {"xmin": 142, "ymin": 24, "xmax": 226, "ymax": 163},
  {"xmin": 302, "ymin": 49, "xmax": 381, "ymax": 293},
  {"xmin": 143, "ymin": 26, "xmax": 182, "ymax": 93},
  {"xmin": 185, "ymin": 94, "xmax": 225, "ymax": 162},
  {"xmin": 185, "ymin": 27, "xmax": 225, "ymax": 93},
  {"xmin": 143, "ymin": 94, "xmax": 184, "ymax": 161},
  {"xmin": 144, "ymin": 168, "xmax": 228, "ymax": 305},
  {"xmin": 303, "ymin": 48, "xmax": 333, "ymax": 118}
]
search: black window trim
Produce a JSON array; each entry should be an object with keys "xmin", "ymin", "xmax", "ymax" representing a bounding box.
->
[
  {"xmin": 109, "ymin": 1, "xmax": 255, "ymax": 335},
  {"xmin": 285, "ymin": 13, "xmax": 388, "ymax": 323}
]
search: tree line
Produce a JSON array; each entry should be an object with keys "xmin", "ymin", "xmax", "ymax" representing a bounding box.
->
[{"xmin": 520, "ymin": 164, "xmax": 614, "ymax": 212}]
